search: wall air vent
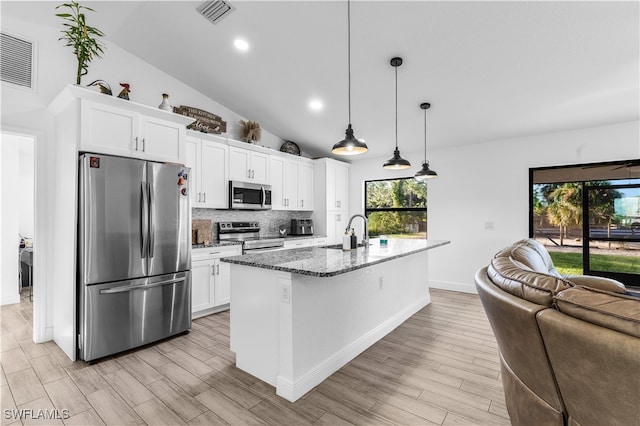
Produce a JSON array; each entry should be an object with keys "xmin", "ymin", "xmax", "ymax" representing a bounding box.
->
[
  {"xmin": 197, "ymin": 0, "xmax": 235, "ymax": 25},
  {"xmin": 1, "ymin": 32, "xmax": 35, "ymax": 89}
]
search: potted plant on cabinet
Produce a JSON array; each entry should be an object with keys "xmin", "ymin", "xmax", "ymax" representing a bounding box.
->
[{"xmin": 56, "ymin": 1, "xmax": 105, "ymax": 85}]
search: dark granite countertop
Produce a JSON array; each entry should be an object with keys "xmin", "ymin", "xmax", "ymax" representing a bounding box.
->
[{"xmin": 221, "ymin": 238, "xmax": 450, "ymax": 277}]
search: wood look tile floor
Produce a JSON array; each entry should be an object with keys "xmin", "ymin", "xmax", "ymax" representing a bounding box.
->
[{"xmin": 1, "ymin": 288, "xmax": 510, "ymax": 425}]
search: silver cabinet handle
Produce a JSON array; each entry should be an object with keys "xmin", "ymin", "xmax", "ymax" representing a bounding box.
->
[
  {"xmin": 197, "ymin": 192, "xmax": 201, "ymax": 203},
  {"xmin": 337, "ymin": 214, "xmax": 341, "ymax": 221},
  {"xmin": 203, "ymin": 193, "xmax": 206, "ymax": 203},
  {"xmin": 142, "ymin": 137, "xmax": 146, "ymax": 152},
  {"xmin": 100, "ymin": 277, "xmax": 185, "ymax": 294},
  {"xmin": 251, "ymin": 170, "xmax": 255, "ymax": 179},
  {"xmin": 247, "ymin": 169, "xmax": 251, "ymax": 179},
  {"xmin": 336, "ymin": 200, "xmax": 341, "ymax": 208},
  {"xmin": 301, "ymin": 200, "xmax": 304, "ymax": 208},
  {"xmin": 211, "ymin": 265, "xmax": 215, "ymax": 276},
  {"xmin": 215, "ymin": 264, "xmax": 220, "ymax": 275},
  {"xmin": 135, "ymin": 137, "xmax": 139, "ymax": 151}
]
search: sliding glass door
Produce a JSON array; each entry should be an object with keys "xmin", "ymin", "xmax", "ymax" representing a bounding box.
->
[{"xmin": 584, "ymin": 184, "xmax": 640, "ymax": 283}]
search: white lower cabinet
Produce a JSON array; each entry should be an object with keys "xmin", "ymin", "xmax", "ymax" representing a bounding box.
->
[
  {"xmin": 284, "ymin": 238, "xmax": 313, "ymax": 249},
  {"xmin": 191, "ymin": 245, "xmax": 241, "ymax": 318}
]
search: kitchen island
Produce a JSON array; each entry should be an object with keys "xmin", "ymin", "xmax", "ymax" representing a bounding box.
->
[{"xmin": 222, "ymin": 238, "xmax": 449, "ymax": 402}]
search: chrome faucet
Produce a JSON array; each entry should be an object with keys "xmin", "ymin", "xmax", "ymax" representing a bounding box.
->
[{"xmin": 346, "ymin": 214, "xmax": 369, "ymax": 248}]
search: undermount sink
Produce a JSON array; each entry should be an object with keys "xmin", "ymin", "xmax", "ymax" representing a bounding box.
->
[{"xmin": 320, "ymin": 243, "xmax": 371, "ymax": 250}]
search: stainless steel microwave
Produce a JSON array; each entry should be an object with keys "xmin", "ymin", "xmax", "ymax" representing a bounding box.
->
[{"xmin": 229, "ymin": 181, "xmax": 272, "ymax": 210}]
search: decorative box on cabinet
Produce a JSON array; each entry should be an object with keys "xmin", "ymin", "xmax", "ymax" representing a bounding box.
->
[
  {"xmin": 191, "ymin": 244, "xmax": 242, "ymax": 318},
  {"xmin": 185, "ymin": 133, "xmax": 228, "ymax": 209}
]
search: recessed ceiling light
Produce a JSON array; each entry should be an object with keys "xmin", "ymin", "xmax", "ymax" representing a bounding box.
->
[
  {"xmin": 234, "ymin": 39, "xmax": 249, "ymax": 51},
  {"xmin": 309, "ymin": 100, "xmax": 323, "ymax": 111}
]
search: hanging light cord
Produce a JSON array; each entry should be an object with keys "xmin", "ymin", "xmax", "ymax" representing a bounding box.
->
[
  {"xmin": 423, "ymin": 108, "xmax": 427, "ymax": 162},
  {"xmin": 395, "ymin": 65, "xmax": 398, "ymax": 149},
  {"xmin": 347, "ymin": 0, "xmax": 352, "ymax": 125}
]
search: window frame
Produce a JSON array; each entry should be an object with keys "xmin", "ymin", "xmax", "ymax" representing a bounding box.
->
[{"xmin": 364, "ymin": 177, "xmax": 428, "ymax": 237}]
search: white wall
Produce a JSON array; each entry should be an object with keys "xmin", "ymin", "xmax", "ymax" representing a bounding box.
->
[
  {"xmin": 0, "ymin": 13, "xmax": 286, "ymax": 343},
  {"xmin": 1, "ymin": 135, "xmax": 21, "ymax": 305},
  {"xmin": 350, "ymin": 120, "xmax": 640, "ymax": 293},
  {"xmin": 18, "ymin": 137, "xmax": 35, "ymax": 238}
]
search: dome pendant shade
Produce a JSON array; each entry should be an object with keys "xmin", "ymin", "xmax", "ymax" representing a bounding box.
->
[
  {"xmin": 415, "ymin": 161, "xmax": 438, "ymax": 179},
  {"xmin": 415, "ymin": 101, "xmax": 437, "ymax": 179},
  {"xmin": 383, "ymin": 147, "xmax": 411, "ymax": 170},
  {"xmin": 333, "ymin": 0, "xmax": 367, "ymax": 156},
  {"xmin": 384, "ymin": 56, "xmax": 410, "ymax": 170},
  {"xmin": 332, "ymin": 124, "xmax": 368, "ymax": 155}
]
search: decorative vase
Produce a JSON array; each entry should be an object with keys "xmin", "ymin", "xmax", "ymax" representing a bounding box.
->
[{"xmin": 158, "ymin": 93, "xmax": 172, "ymax": 111}]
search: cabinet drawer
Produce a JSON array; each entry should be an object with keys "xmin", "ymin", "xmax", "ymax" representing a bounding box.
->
[{"xmin": 192, "ymin": 245, "xmax": 241, "ymax": 262}]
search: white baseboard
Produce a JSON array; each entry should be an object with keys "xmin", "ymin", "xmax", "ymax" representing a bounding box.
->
[
  {"xmin": 430, "ymin": 280, "xmax": 477, "ymax": 294},
  {"xmin": 275, "ymin": 294, "xmax": 431, "ymax": 402}
]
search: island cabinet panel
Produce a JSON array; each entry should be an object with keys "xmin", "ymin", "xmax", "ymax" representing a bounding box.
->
[
  {"xmin": 192, "ymin": 245, "xmax": 241, "ymax": 318},
  {"xmin": 186, "ymin": 134, "xmax": 228, "ymax": 209},
  {"xmin": 228, "ymin": 245, "xmax": 438, "ymax": 402}
]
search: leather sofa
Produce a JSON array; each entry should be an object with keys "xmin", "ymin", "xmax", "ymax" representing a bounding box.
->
[{"xmin": 474, "ymin": 238, "xmax": 640, "ymax": 426}]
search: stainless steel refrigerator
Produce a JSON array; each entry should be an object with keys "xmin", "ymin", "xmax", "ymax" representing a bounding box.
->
[{"xmin": 78, "ymin": 153, "xmax": 192, "ymax": 361}]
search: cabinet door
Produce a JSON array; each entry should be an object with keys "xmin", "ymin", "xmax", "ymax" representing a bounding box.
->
[
  {"xmin": 334, "ymin": 165, "xmax": 349, "ymax": 211},
  {"xmin": 140, "ymin": 116, "xmax": 184, "ymax": 163},
  {"xmin": 200, "ymin": 141, "xmax": 228, "ymax": 208},
  {"xmin": 270, "ymin": 156, "xmax": 285, "ymax": 210},
  {"xmin": 331, "ymin": 211, "xmax": 348, "ymax": 245},
  {"xmin": 250, "ymin": 152, "xmax": 270, "ymax": 184},
  {"xmin": 229, "ymin": 147, "xmax": 251, "ymax": 182},
  {"xmin": 81, "ymin": 100, "xmax": 138, "ymax": 157},
  {"xmin": 214, "ymin": 260, "xmax": 231, "ymax": 306},
  {"xmin": 298, "ymin": 162, "xmax": 313, "ymax": 211},
  {"xmin": 284, "ymin": 160, "xmax": 299, "ymax": 210},
  {"xmin": 185, "ymin": 137, "xmax": 201, "ymax": 207},
  {"xmin": 191, "ymin": 259, "xmax": 215, "ymax": 314}
]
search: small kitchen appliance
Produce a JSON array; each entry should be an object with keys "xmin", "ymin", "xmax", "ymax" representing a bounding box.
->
[
  {"xmin": 290, "ymin": 219, "xmax": 314, "ymax": 236},
  {"xmin": 229, "ymin": 181, "xmax": 272, "ymax": 210}
]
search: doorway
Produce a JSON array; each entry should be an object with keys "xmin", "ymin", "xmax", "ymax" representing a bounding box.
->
[
  {"xmin": 1, "ymin": 131, "xmax": 36, "ymax": 330},
  {"xmin": 530, "ymin": 159, "xmax": 640, "ymax": 287}
]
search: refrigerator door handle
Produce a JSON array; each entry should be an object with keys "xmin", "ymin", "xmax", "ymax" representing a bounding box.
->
[
  {"xmin": 141, "ymin": 182, "xmax": 149, "ymax": 258},
  {"xmin": 148, "ymin": 182, "xmax": 155, "ymax": 258},
  {"xmin": 99, "ymin": 277, "xmax": 186, "ymax": 294}
]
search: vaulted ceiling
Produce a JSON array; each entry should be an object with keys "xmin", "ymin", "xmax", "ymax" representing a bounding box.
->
[{"xmin": 3, "ymin": 1, "xmax": 639, "ymax": 159}]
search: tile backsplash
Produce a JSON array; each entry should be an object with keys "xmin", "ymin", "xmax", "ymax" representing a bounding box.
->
[{"xmin": 192, "ymin": 209, "xmax": 313, "ymax": 240}]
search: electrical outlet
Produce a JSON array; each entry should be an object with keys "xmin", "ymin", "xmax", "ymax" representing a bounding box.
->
[
  {"xmin": 379, "ymin": 276, "xmax": 384, "ymax": 289},
  {"xmin": 280, "ymin": 284, "xmax": 290, "ymax": 303},
  {"xmin": 484, "ymin": 221, "xmax": 494, "ymax": 230}
]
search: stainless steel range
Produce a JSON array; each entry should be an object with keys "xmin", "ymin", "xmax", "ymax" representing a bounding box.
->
[{"xmin": 218, "ymin": 222, "xmax": 284, "ymax": 253}]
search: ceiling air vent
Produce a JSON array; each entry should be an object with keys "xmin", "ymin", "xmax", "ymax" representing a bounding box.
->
[
  {"xmin": 1, "ymin": 32, "xmax": 34, "ymax": 89},
  {"xmin": 198, "ymin": 0, "xmax": 235, "ymax": 25}
]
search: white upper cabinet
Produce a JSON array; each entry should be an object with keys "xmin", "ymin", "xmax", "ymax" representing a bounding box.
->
[
  {"xmin": 270, "ymin": 155, "xmax": 313, "ymax": 211},
  {"xmin": 79, "ymin": 98, "xmax": 191, "ymax": 164},
  {"xmin": 270, "ymin": 156, "xmax": 285, "ymax": 210},
  {"xmin": 311, "ymin": 158, "xmax": 350, "ymax": 244},
  {"xmin": 229, "ymin": 145, "xmax": 270, "ymax": 184},
  {"xmin": 186, "ymin": 133, "xmax": 228, "ymax": 209}
]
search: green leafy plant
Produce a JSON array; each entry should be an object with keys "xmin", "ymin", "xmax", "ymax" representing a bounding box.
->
[{"xmin": 56, "ymin": 1, "xmax": 105, "ymax": 85}]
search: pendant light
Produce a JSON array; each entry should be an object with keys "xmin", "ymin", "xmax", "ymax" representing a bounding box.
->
[
  {"xmin": 383, "ymin": 57, "xmax": 411, "ymax": 170},
  {"xmin": 332, "ymin": 0, "xmax": 368, "ymax": 156},
  {"xmin": 415, "ymin": 102, "xmax": 438, "ymax": 179}
]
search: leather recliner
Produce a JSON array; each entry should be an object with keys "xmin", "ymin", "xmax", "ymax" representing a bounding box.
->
[{"xmin": 475, "ymin": 239, "xmax": 639, "ymax": 426}]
